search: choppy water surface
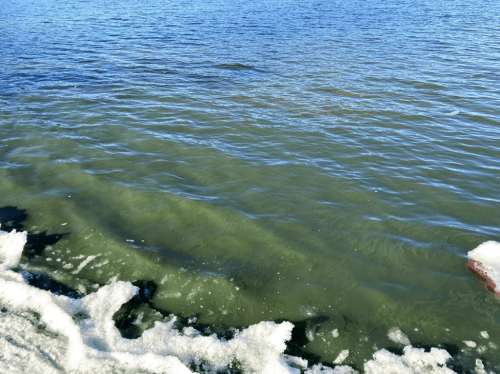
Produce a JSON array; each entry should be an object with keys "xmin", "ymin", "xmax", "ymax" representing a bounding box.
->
[{"xmin": 1, "ymin": 0, "xmax": 500, "ymax": 370}]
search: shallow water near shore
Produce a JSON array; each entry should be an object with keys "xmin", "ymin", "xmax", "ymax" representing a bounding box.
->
[{"xmin": 1, "ymin": 0, "xmax": 500, "ymax": 371}]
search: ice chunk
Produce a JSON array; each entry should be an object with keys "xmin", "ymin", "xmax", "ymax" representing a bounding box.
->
[
  {"xmin": 467, "ymin": 241, "xmax": 500, "ymax": 295},
  {"xmin": 0, "ymin": 229, "xmax": 27, "ymax": 271},
  {"xmin": 364, "ymin": 346, "xmax": 454, "ymax": 374},
  {"xmin": 464, "ymin": 340, "xmax": 477, "ymax": 348},
  {"xmin": 333, "ymin": 349, "xmax": 349, "ymax": 364},
  {"xmin": 284, "ymin": 355, "xmax": 308, "ymax": 370},
  {"xmin": 473, "ymin": 359, "xmax": 496, "ymax": 374},
  {"xmin": 72, "ymin": 255, "xmax": 97, "ymax": 274},
  {"xmin": 388, "ymin": 327, "xmax": 411, "ymax": 345}
]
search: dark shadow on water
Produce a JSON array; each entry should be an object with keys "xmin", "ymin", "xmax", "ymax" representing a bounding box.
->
[
  {"xmin": 112, "ymin": 279, "xmax": 238, "ymax": 341},
  {"xmin": 24, "ymin": 231, "xmax": 66, "ymax": 259},
  {"xmin": 1, "ymin": 206, "xmax": 79, "ymax": 298},
  {"xmin": 113, "ymin": 280, "xmax": 160, "ymax": 339},
  {"xmin": 0, "ymin": 205, "xmax": 27, "ymax": 232},
  {"xmin": 277, "ymin": 316, "xmax": 327, "ymax": 362},
  {"xmin": 0, "ymin": 205, "xmax": 67, "ymax": 259},
  {"xmin": 275, "ymin": 315, "xmax": 355, "ymax": 372},
  {"xmin": 22, "ymin": 271, "xmax": 83, "ymax": 299}
]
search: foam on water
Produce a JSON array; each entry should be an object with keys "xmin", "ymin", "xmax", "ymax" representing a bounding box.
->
[{"xmin": 0, "ymin": 229, "xmax": 497, "ymax": 373}]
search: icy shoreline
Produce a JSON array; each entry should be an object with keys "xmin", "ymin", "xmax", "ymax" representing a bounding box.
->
[{"xmin": 0, "ymin": 228, "xmax": 497, "ymax": 373}]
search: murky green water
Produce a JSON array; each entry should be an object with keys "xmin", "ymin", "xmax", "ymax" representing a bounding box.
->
[{"xmin": 1, "ymin": 0, "xmax": 500, "ymax": 369}]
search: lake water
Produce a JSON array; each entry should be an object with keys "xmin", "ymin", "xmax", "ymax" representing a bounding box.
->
[{"xmin": 1, "ymin": 0, "xmax": 500, "ymax": 372}]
